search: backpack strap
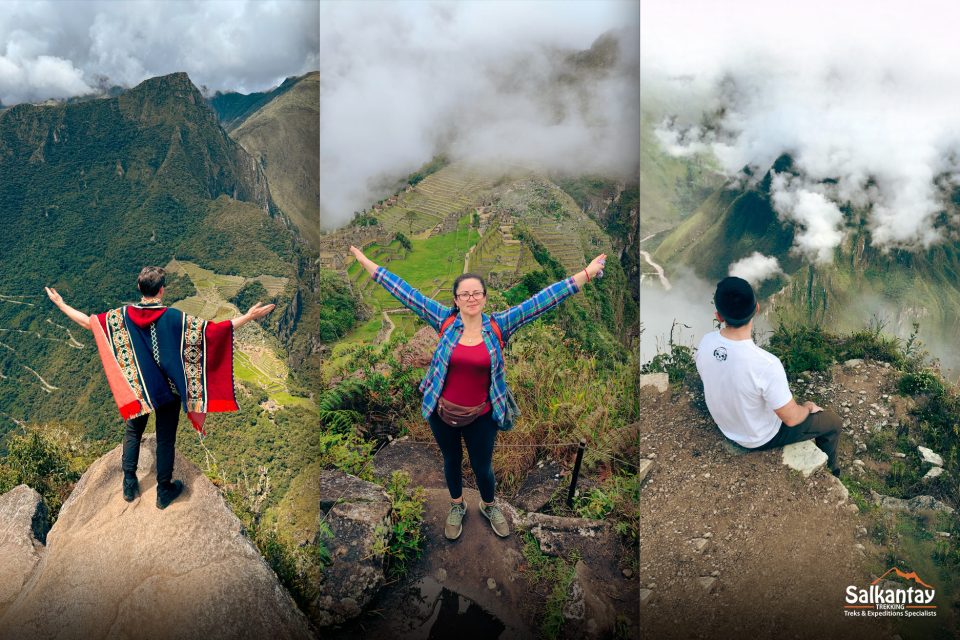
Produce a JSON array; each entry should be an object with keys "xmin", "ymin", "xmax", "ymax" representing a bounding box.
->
[{"xmin": 438, "ymin": 314, "xmax": 505, "ymax": 350}]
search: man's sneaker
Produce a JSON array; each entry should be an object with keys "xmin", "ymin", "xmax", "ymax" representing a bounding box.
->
[
  {"xmin": 479, "ymin": 500, "xmax": 510, "ymax": 538},
  {"xmin": 122, "ymin": 476, "xmax": 139, "ymax": 502},
  {"xmin": 445, "ymin": 501, "xmax": 467, "ymax": 540},
  {"xmin": 156, "ymin": 480, "xmax": 184, "ymax": 510}
]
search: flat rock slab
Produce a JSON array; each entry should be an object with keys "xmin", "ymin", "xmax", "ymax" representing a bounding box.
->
[
  {"xmin": 372, "ymin": 438, "xmax": 445, "ymax": 490},
  {"xmin": 638, "ymin": 459, "xmax": 654, "ymax": 485},
  {"xmin": 512, "ymin": 459, "xmax": 561, "ymax": 513},
  {"xmin": 0, "ymin": 435, "xmax": 313, "ymax": 640},
  {"xmin": 0, "ymin": 485, "xmax": 47, "ymax": 616},
  {"xmin": 316, "ymin": 471, "xmax": 392, "ymax": 627},
  {"xmin": 782, "ymin": 440, "xmax": 827, "ymax": 477}
]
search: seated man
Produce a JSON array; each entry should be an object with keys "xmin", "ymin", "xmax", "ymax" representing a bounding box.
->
[{"xmin": 695, "ymin": 276, "xmax": 842, "ymax": 476}]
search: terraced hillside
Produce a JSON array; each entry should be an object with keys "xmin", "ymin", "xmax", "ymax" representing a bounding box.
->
[
  {"xmin": 165, "ymin": 260, "xmax": 307, "ymax": 408},
  {"xmin": 318, "ymin": 163, "xmax": 495, "ymax": 271}
]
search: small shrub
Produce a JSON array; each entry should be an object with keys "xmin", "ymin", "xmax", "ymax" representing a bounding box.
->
[
  {"xmin": 898, "ymin": 371, "xmax": 945, "ymax": 397},
  {"xmin": 371, "ymin": 471, "xmax": 424, "ymax": 578},
  {"xmin": 766, "ymin": 324, "xmax": 836, "ymax": 375}
]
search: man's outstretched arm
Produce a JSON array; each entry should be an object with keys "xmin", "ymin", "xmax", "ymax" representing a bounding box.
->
[
  {"xmin": 232, "ymin": 302, "xmax": 276, "ymax": 329},
  {"xmin": 45, "ymin": 287, "xmax": 91, "ymax": 330}
]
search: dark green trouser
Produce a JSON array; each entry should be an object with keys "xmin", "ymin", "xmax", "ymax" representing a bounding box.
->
[{"xmin": 753, "ymin": 407, "xmax": 842, "ymax": 473}]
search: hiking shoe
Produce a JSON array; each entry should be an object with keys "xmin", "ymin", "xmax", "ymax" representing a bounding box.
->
[
  {"xmin": 445, "ymin": 501, "xmax": 467, "ymax": 540},
  {"xmin": 156, "ymin": 480, "xmax": 184, "ymax": 510},
  {"xmin": 479, "ymin": 501, "xmax": 510, "ymax": 538},
  {"xmin": 122, "ymin": 476, "xmax": 139, "ymax": 502}
]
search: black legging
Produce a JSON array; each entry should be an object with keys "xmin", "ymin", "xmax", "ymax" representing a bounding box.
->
[
  {"xmin": 428, "ymin": 409, "xmax": 498, "ymax": 503},
  {"xmin": 122, "ymin": 398, "xmax": 181, "ymax": 485}
]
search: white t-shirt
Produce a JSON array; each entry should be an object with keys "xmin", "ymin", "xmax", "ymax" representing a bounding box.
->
[{"xmin": 694, "ymin": 330, "xmax": 793, "ymax": 448}]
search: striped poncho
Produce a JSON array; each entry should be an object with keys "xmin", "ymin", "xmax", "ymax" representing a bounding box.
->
[{"xmin": 90, "ymin": 303, "xmax": 237, "ymax": 435}]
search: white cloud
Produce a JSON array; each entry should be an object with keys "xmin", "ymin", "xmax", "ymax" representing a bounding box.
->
[
  {"xmin": 644, "ymin": 0, "xmax": 960, "ymax": 256},
  {"xmin": 0, "ymin": 0, "xmax": 319, "ymax": 105},
  {"xmin": 729, "ymin": 252, "xmax": 783, "ymax": 286}
]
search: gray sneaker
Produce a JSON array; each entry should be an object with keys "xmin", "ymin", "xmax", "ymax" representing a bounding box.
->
[
  {"xmin": 479, "ymin": 500, "xmax": 510, "ymax": 538},
  {"xmin": 445, "ymin": 501, "xmax": 467, "ymax": 540}
]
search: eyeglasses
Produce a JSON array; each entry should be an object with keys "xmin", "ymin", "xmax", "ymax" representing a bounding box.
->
[{"xmin": 455, "ymin": 291, "xmax": 485, "ymax": 301}]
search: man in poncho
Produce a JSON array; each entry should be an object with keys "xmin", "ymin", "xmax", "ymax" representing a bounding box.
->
[{"xmin": 46, "ymin": 266, "xmax": 274, "ymax": 509}]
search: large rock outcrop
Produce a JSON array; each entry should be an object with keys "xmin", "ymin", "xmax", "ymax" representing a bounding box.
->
[
  {"xmin": 0, "ymin": 435, "xmax": 313, "ymax": 640},
  {"xmin": 0, "ymin": 485, "xmax": 48, "ymax": 617},
  {"xmin": 315, "ymin": 471, "xmax": 392, "ymax": 627}
]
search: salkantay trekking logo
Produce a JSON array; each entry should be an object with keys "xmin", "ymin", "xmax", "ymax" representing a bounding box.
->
[{"xmin": 844, "ymin": 568, "xmax": 937, "ymax": 618}]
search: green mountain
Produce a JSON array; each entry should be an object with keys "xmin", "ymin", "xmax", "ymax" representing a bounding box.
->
[
  {"xmin": 0, "ymin": 72, "xmax": 317, "ymax": 437},
  {"xmin": 225, "ymin": 73, "xmax": 320, "ymax": 247},
  {"xmin": 208, "ymin": 75, "xmax": 301, "ymax": 132},
  {"xmin": 651, "ymin": 151, "xmax": 960, "ymax": 355}
]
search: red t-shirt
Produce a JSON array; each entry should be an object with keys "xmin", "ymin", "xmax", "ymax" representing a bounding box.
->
[{"xmin": 440, "ymin": 342, "xmax": 491, "ymax": 409}]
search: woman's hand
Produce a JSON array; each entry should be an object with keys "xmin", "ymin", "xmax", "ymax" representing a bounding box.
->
[
  {"xmin": 349, "ymin": 245, "xmax": 380, "ymax": 277},
  {"xmin": 585, "ymin": 254, "xmax": 607, "ymax": 279}
]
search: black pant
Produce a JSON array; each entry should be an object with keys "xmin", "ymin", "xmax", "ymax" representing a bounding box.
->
[
  {"xmin": 428, "ymin": 409, "xmax": 498, "ymax": 503},
  {"xmin": 122, "ymin": 398, "xmax": 181, "ymax": 485},
  {"xmin": 754, "ymin": 407, "xmax": 842, "ymax": 472}
]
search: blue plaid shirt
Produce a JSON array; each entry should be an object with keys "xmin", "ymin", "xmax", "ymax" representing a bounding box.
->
[{"xmin": 373, "ymin": 266, "xmax": 581, "ymax": 430}]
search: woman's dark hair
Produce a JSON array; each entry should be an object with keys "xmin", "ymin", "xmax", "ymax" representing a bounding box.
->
[
  {"xmin": 450, "ymin": 272, "xmax": 487, "ymax": 314},
  {"xmin": 137, "ymin": 266, "xmax": 166, "ymax": 297}
]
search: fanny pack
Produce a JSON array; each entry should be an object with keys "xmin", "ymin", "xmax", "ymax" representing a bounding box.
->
[{"xmin": 437, "ymin": 397, "xmax": 490, "ymax": 427}]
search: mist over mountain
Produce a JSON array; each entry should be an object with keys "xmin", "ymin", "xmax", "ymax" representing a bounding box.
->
[
  {"xmin": 319, "ymin": 1, "xmax": 639, "ymax": 228},
  {"xmin": 0, "ymin": 0, "xmax": 318, "ymax": 105}
]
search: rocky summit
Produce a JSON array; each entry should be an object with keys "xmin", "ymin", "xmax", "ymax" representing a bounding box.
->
[{"xmin": 0, "ymin": 435, "xmax": 314, "ymax": 640}]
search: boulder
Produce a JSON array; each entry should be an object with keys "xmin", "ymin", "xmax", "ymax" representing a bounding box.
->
[
  {"xmin": 315, "ymin": 471, "xmax": 392, "ymax": 627},
  {"xmin": 918, "ymin": 446, "xmax": 944, "ymax": 467},
  {"xmin": 0, "ymin": 485, "xmax": 48, "ymax": 616},
  {"xmin": 512, "ymin": 459, "xmax": 562, "ymax": 513},
  {"xmin": 0, "ymin": 435, "xmax": 313, "ymax": 640},
  {"xmin": 923, "ymin": 466, "xmax": 944, "ymax": 481},
  {"xmin": 396, "ymin": 326, "xmax": 438, "ymax": 369},
  {"xmin": 781, "ymin": 440, "xmax": 827, "ymax": 477},
  {"xmin": 561, "ymin": 561, "xmax": 618, "ymax": 639}
]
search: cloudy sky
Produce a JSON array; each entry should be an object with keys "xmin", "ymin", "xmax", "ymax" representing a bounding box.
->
[
  {"xmin": 643, "ymin": 0, "xmax": 960, "ymax": 257},
  {"xmin": 0, "ymin": 0, "xmax": 318, "ymax": 105},
  {"xmin": 319, "ymin": 0, "xmax": 639, "ymax": 227}
]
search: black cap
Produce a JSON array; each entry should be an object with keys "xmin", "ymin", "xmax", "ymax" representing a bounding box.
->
[{"xmin": 714, "ymin": 276, "xmax": 757, "ymax": 324}]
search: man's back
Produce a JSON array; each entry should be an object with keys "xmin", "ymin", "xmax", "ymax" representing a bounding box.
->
[{"xmin": 695, "ymin": 330, "xmax": 792, "ymax": 447}]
